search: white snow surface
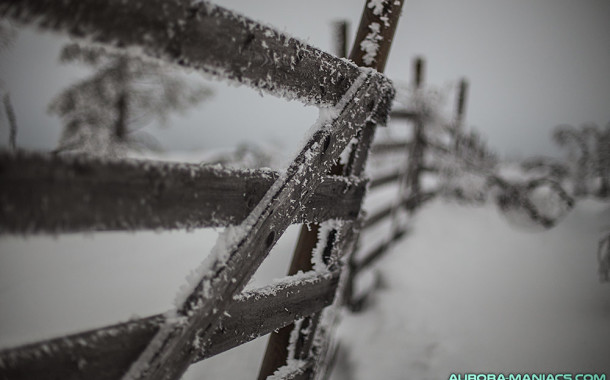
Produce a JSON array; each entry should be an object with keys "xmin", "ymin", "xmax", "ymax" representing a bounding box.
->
[{"xmin": 330, "ymin": 198, "xmax": 610, "ymax": 380}]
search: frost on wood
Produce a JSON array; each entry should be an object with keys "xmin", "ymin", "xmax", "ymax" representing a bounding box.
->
[
  {"xmin": 0, "ymin": 152, "xmax": 367, "ymax": 234},
  {"xmin": 0, "ymin": 0, "xmax": 363, "ymax": 107},
  {"xmin": 311, "ymin": 219, "xmax": 347, "ymax": 272},
  {"xmin": 367, "ymin": 0, "xmax": 386, "ymax": 16},
  {"xmin": 0, "ymin": 273, "xmax": 339, "ymax": 380},
  {"xmin": 267, "ymin": 359, "xmax": 309, "ymax": 380},
  {"xmin": 121, "ymin": 70, "xmax": 394, "ymax": 380},
  {"xmin": 360, "ymin": 22, "xmax": 383, "ymax": 66}
]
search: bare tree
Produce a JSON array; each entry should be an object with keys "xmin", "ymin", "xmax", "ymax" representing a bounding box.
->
[{"xmin": 49, "ymin": 43, "xmax": 212, "ymax": 156}]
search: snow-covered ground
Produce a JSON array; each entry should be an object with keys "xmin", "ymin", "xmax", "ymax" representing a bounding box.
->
[
  {"xmin": 331, "ymin": 198, "xmax": 610, "ymax": 379},
  {"xmin": 1, "ymin": 195, "xmax": 607, "ymax": 379}
]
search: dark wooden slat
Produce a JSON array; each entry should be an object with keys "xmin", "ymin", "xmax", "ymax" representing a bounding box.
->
[
  {"xmin": 426, "ymin": 140, "xmax": 450, "ymax": 154},
  {"xmin": 370, "ymin": 140, "xmax": 411, "ymax": 155},
  {"xmin": 362, "ymin": 204, "xmax": 394, "ymax": 230},
  {"xmin": 369, "ymin": 171, "xmax": 400, "ymax": 189},
  {"xmin": 0, "ymin": 0, "xmax": 362, "ymax": 107},
  {"xmin": 389, "ymin": 110, "xmax": 418, "ymax": 120},
  {"xmin": 0, "ymin": 152, "xmax": 366, "ymax": 234},
  {"xmin": 361, "ymin": 191, "xmax": 437, "ymax": 231},
  {"xmin": 0, "ymin": 272, "xmax": 339, "ymax": 380},
  {"xmin": 421, "ymin": 165, "xmax": 438, "ymax": 173},
  {"xmin": 355, "ymin": 228, "xmax": 408, "ymax": 272}
]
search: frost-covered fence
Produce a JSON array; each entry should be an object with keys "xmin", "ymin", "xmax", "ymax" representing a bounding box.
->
[
  {"xmin": 344, "ymin": 58, "xmax": 471, "ymax": 310},
  {"xmin": 0, "ymin": 0, "xmax": 405, "ymax": 379}
]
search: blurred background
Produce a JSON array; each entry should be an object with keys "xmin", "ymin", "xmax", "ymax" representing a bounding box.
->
[{"xmin": 1, "ymin": 0, "xmax": 609, "ymax": 159}]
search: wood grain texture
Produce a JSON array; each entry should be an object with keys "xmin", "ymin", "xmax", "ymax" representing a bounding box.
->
[
  {"xmin": 0, "ymin": 152, "xmax": 366, "ymax": 233},
  {"xmin": 0, "ymin": 0, "xmax": 361, "ymax": 107},
  {"xmin": 0, "ymin": 272, "xmax": 339, "ymax": 380}
]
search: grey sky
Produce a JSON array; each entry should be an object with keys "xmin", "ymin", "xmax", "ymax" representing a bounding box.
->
[{"xmin": 0, "ymin": 0, "xmax": 608, "ymax": 159}]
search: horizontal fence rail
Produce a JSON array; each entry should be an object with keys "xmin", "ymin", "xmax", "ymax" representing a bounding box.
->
[
  {"xmin": 370, "ymin": 140, "xmax": 411, "ymax": 154},
  {"xmin": 369, "ymin": 171, "xmax": 401, "ymax": 189},
  {"xmin": 0, "ymin": 153, "xmax": 366, "ymax": 233},
  {"xmin": 0, "ymin": 271, "xmax": 340, "ymax": 380},
  {"xmin": 0, "ymin": 0, "xmax": 364, "ymax": 107},
  {"xmin": 389, "ymin": 110, "xmax": 418, "ymax": 120}
]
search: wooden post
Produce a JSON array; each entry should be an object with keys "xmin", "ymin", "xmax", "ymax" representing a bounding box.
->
[
  {"xmin": 405, "ymin": 57, "xmax": 425, "ymax": 200},
  {"xmin": 258, "ymin": 1, "xmax": 405, "ymax": 378},
  {"xmin": 333, "ymin": 20, "xmax": 349, "ymax": 59},
  {"xmin": 454, "ymin": 78, "xmax": 469, "ymax": 149},
  {"xmin": 257, "ymin": 20, "xmax": 350, "ymax": 379},
  {"xmin": 3, "ymin": 93, "xmax": 17, "ymax": 151},
  {"xmin": 257, "ymin": 224, "xmax": 319, "ymax": 380},
  {"xmin": 414, "ymin": 57, "xmax": 424, "ymax": 89}
]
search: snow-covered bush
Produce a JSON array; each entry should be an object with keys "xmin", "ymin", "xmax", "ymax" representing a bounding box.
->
[
  {"xmin": 553, "ymin": 122, "xmax": 610, "ymax": 198},
  {"xmin": 489, "ymin": 176, "xmax": 574, "ymax": 230}
]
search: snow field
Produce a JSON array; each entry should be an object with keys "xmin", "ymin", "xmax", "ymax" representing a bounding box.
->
[{"xmin": 331, "ymin": 199, "xmax": 610, "ymax": 379}]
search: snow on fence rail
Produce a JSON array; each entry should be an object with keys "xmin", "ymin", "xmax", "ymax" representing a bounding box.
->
[
  {"xmin": 0, "ymin": 152, "xmax": 366, "ymax": 233},
  {"xmin": 0, "ymin": 0, "xmax": 406, "ymax": 379},
  {"xmin": 0, "ymin": 0, "xmax": 363, "ymax": 107},
  {"xmin": 0, "ymin": 272, "xmax": 340, "ymax": 380}
]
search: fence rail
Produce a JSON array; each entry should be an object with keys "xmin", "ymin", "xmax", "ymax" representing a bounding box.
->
[
  {"xmin": 0, "ymin": 152, "xmax": 366, "ymax": 233},
  {"xmin": 343, "ymin": 57, "xmax": 469, "ymax": 310},
  {"xmin": 0, "ymin": 271, "xmax": 339, "ymax": 380},
  {"xmin": 0, "ymin": 0, "xmax": 362, "ymax": 107}
]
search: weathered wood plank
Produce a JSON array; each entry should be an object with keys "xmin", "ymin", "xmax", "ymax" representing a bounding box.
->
[
  {"xmin": 0, "ymin": 271, "xmax": 339, "ymax": 380},
  {"xmin": 389, "ymin": 110, "xmax": 418, "ymax": 120},
  {"xmin": 369, "ymin": 171, "xmax": 400, "ymax": 189},
  {"xmin": 370, "ymin": 140, "xmax": 411, "ymax": 155},
  {"xmin": 121, "ymin": 71, "xmax": 393, "ymax": 380},
  {"xmin": 355, "ymin": 228, "xmax": 407, "ymax": 272},
  {"xmin": 361, "ymin": 191, "xmax": 437, "ymax": 231},
  {"xmin": 0, "ymin": 152, "xmax": 366, "ymax": 234},
  {"xmin": 362, "ymin": 204, "xmax": 394, "ymax": 230},
  {"xmin": 0, "ymin": 0, "xmax": 362, "ymax": 107}
]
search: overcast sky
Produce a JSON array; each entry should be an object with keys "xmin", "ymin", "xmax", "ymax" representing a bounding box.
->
[{"xmin": 0, "ymin": 0, "xmax": 609, "ymax": 159}]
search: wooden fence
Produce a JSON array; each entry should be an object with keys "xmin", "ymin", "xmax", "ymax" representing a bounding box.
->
[
  {"xmin": 343, "ymin": 57, "xmax": 469, "ymax": 311},
  {"xmin": 0, "ymin": 1, "xmax": 469, "ymax": 379}
]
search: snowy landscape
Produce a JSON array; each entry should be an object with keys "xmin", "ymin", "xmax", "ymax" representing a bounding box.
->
[{"xmin": 1, "ymin": 0, "xmax": 610, "ymax": 379}]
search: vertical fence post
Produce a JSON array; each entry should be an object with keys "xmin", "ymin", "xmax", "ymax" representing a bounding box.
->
[
  {"xmin": 333, "ymin": 20, "xmax": 349, "ymax": 59},
  {"xmin": 405, "ymin": 57, "xmax": 425, "ymax": 204},
  {"xmin": 3, "ymin": 93, "xmax": 17, "ymax": 151},
  {"xmin": 454, "ymin": 78, "xmax": 469, "ymax": 150},
  {"xmin": 258, "ymin": 0, "xmax": 405, "ymax": 376},
  {"xmin": 257, "ymin": 20, "xmax": 350, "ymax": 380}
]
